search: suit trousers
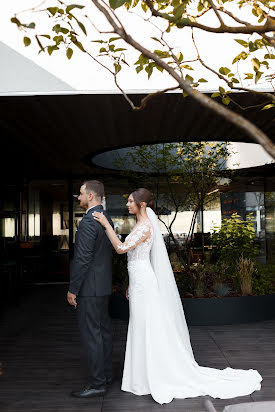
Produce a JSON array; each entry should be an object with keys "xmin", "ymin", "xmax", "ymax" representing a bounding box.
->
[{"xmin": 76, "ymin": 295, "xmax": 113, "ymax": 388}]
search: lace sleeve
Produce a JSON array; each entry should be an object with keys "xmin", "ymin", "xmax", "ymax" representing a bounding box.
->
[{"xmin": 117, "ymin": 222, "xmax": 151, "ymax": 253}]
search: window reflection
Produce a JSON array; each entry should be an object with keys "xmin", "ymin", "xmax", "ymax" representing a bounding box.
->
[
  {"xmin": 2, "ymin": 218, "xmax": 15, "ymax": 238},
  {"xmin": 52, "ymin": 201, "xmax": 69, "ymax": 250},
  {"xmin": 28, "ymin": 214, "xmax": 40, "ymax": 237}
]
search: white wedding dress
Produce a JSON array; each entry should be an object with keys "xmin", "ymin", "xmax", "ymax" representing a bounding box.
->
[{"xmin": 118, "ymin": 208, "xmax": 262, "ymax": 405}]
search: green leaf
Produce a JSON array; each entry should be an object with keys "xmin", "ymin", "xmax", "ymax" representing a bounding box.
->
[
  {"xmin": 124, "ymin": 0, "xmax": 132, "ymax": 10},
  {"xmin": 52, "ymin": 24, "xmax": 61, "ymax": 34},
  {"xmin": 141, "ymin": 2, "xmax": 148, "ymax": 12},
  {"xmin": 232, "ymin": 51, "xmax": 248, "ymax": 64},
  {"xmin": 252, "ymin": 8, "xmax": 258, "ymax": 16},
  {"xmin": 264, "ymin": 53, "xmax": 275, "ymax": 59},
  {"xmin": 261, "ymin": 60, "xmax": 269, "ymax": 69},
  {"xmin": 60, "ymin": 27, "xmax": 69, "ymax": 34},
  {"xmin": 251, "ymin": 57, "xmax": 260, "ymax": 72},
  {"xmin": 66, "ymin": 47, "xmax": 73, "ymax": 59},
  {"xmin": 198, "ymin": 78, "xmax": 208, "ymax": 82},
  {"xmin": 231, "ymin": 78, "xmax": 239, "ymax": 83},
  {"xmin": 114, "ymin": 63, "xmax": 122, "ymax": 73},
  {"xmin": 181, "ymin": 64, "xmax": 193, "ymax": 70},
  {"xmin": 109, "ymin": 37, "xmax": 121, "ymax": 42},
  {"xmin": 173, "ymin": 3, "xmax": 186, "ymax": 19},
  {"xmin": 66, "ymin": 4, "xmax": 85, "ymax": 13},
  {"xmin": 121, "ymin": 58, "xmax": 129, "ymax": 67},
  {"xmin": 135, "ymin": 54, "xmax": 149, "ymax": 65},
  {"xmin": 136, "ymin": 65, "xmax": 143, "ymax": 74},
  {"xmin": 176, "ymin": 52, "xmax": 183, "ymax": 62},
  {"xmin": 145, "ymin": 63, "xmax": 153, "ymax": 79},
  {"xmin": 154, "ymin": 50, "xmax": 170, "ymax": 58},
  {"xmin": 99, "ymin": 47, "xmax": 107, "ymax": 53},
  {"xmin": 114, "ymin": 48, "xmax": 127, "ymax": 52},
  {"xmin": 261, "ymin": 104, "xmax": 274, "ymax": 110},
  {"xmin": 53, "ymin": 35, "xmax": 64, "ymax": 44},
  {"xmin": 151, "ymin": 37, "xmax": 162, "ymax": 44},
  {"xmin": 258, "ymin": 14, "xmax": 265, "ymax": 23},
  {"xmin": 255, "ymin": 71, "xmax": 263, "ymax": 84},
  {"xmin": 40, "ymin": 34, "xmax": 51, "ymax": 39},
  {"xmin": 155, "ymin": 64, "xmax": 163, "ymax": 72},
  {"xmin": 182, "ymin": 90, "xmax": 188, "ymax": 97},
  {"xmin": 211, "ymin": 92, "xmax": 220, "ymax": 98},
  {"xmin": 23, "ymin": 36, "xmax": 31, "ymax": 47},
  {"xmin": 185, "ymin": 74, "xmax": 194, "ymax": 83},
  {"xmin": 219, "ymin": 67, "xmax": 231, "ymax": 75},
  {"xmin": 73, "ymin": 40, "xmax": 85, "ymax": 52},
  {"xmin": 248, "ymin": 41, "xmax": 258, "ymax": 52},
  {"xmin": 219, "ymin": 86, "xmax": 225, "ymax": 95},
  {"xmin": 11, "ymin": 17, "xmax": 21, "ymax": 27},
  {"xmin": 109, "ymin": 0, "xmax": 127, "ymax": 9},
  {"xmin": 198, "ymin": 3, "xmax": 204, "ymax": 12},
  {"xmin": 244, "ymin": 73, "xmax": 253, "ymax": 80},
  {"xmin": 47, "ymin": 7, "xmax": 59, "ymax": 16},
  {"xmin": 234, "ymin": 39, "xmax": 248, "ymax": 48},
  {"xmin": 26, "ymin": 22, "xmax": 35, "ymax": 29},
  {"xmin": 91, "ymin": 40, "xmax": 105, "ymax": 44},
  {"xmin": 76, "ymin": 20, "xmax": 87, "ymax": 35},
  {"xmin": 47, "ymin": 45, "xmax": 59, "ymax": 55}
]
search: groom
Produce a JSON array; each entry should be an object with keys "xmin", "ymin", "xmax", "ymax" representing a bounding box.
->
[{"xmin": 67, "ymin": 180, "xmax": 113, "ymax": 398}]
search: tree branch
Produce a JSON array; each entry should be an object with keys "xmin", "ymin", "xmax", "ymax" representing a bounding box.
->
[
  {"xmin": 191, "ymin": 30, "xmax": 275, "ymax": 104},
  {"xmin": 217, "ymin": 5, "xmax": 257, "ymax": 26},
  {"xmin": 144, "ymin": 0, "xmax": 275, "ymax": 35},
  {"xmin": 92, "ymin": 0, "xmax": 275, "ymax": 159},
  {"xmin": 208, "ymin": 0, "xmax": 225, "ymax": 27}
]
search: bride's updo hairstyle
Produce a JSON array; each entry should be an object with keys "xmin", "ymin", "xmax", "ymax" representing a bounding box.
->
[{"xmin": 131, "ymin": 188, "xmax": 154, "ymax": 210}]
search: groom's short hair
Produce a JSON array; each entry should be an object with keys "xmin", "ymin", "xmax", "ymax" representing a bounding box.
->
[{"xmin": 83, "ymin": 180, "xmax": 104, "ymax": 199}]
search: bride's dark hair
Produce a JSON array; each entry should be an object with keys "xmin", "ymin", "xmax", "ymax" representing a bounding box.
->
[{"xmin": 131, "ymin": 188, "xmax": 154, "ymax": 210}]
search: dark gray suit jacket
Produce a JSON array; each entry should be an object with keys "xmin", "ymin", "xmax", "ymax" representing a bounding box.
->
[{"xmin": 69, "ymin": 205, "xmax": 113, "ymax": 296}]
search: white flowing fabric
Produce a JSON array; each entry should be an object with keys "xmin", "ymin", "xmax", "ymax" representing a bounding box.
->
[{"xmin": 120, "ymin": 207, "xmax": 262, "ymax": 404}]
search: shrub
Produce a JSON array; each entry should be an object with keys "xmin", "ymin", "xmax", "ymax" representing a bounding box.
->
[
  {"xmin": 213, "ymin": 282, "xmax": 230, "ymax": 297},
  {"xmin": 252, "ymin": 264, "xmax": 275, "ymax": 295},
  {"xmin": 211, "ymin": 213, "xmax": 258, "ymax": 265},
  {"xmin": 236, "ymin": 256, "xmax": 254, "ymax": 296}
]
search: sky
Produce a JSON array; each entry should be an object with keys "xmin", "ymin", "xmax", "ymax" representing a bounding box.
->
[{"xmin": 1, "ymin": 0, "xmax": 274, "ymax": 93}]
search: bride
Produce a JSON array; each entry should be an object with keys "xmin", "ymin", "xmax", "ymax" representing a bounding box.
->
[{"xmin": 93, "ymin": 188, "xmax": 262, "ymax": 405}]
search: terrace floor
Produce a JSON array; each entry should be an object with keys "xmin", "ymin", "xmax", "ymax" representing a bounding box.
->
[{"xmin": 1, "ymin": 284, "xmax": 275, "ymax": 412}]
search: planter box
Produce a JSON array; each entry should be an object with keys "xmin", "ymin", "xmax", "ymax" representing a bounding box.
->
[{"xmin": 109, "ymin": 293, "xmax": 275, "ymax": 326}]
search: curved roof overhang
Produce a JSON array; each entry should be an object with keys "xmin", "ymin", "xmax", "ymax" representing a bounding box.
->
[{"xmin": 0, "ymin": 90, "xmax": 274, "ymax": 180}]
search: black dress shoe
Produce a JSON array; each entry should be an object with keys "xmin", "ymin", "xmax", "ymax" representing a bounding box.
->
[{"xmin": 71, "ymin": 385, "xmax": 107, "ymax": 398}]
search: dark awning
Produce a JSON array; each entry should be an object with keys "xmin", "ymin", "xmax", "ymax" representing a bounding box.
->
[{"xmin": 1, "ymin": 91, "xmax": 274, "ymax": 180}]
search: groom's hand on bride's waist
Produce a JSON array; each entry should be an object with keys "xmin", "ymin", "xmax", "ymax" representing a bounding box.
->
[{"xmin": 67, "ymin": 291, "xmax": 77, "ymax": 308}]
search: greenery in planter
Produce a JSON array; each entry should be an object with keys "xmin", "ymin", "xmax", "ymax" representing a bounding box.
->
[
  {"xmin": 252, "ymin": 264, "xmax": 275, "ymax": 295},
  {"xmin": 211, "ymin": 213, "xmax": 258, "ymax": 265},
  {"xmin": 174, "ymin": 262, "xmax": 232, "ymax": 298},
  {"xmin": 213, "ymin": 282, "xmax": 231, "ymax": 298},
  {"xmin": 174, "ymin": 259, "xmax": 275, "ymax": 298},
  {"xmin": 235, "ymin": 256, "xmax": 255, "ymax": 296}
]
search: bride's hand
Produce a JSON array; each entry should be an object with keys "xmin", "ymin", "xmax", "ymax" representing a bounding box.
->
[{"xmin": 92, "ymin": 211, "xmax": 109, "ymax": 228}]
